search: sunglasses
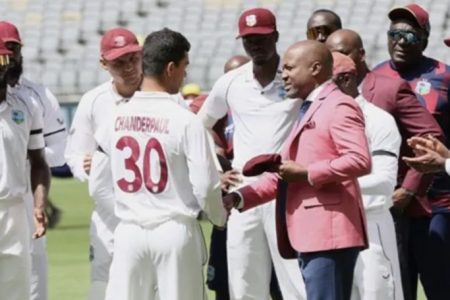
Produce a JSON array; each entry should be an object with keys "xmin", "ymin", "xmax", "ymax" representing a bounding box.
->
[
  {"xmin": 387, "ymin": 30, "xmax": 421, "ymax": 45},
  {"xmin": 307, "ymin": 26, "xmax": 334, "ymax": 40}
]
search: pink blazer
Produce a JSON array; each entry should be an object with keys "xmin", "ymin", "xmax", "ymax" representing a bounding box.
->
[{"xmin": 240, "ymin": 83, "xmax": 371, "ymax": 254}]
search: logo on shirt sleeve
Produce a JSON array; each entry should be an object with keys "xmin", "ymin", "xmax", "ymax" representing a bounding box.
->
[
  {"xmin": 415, "ymin": 79, "xmax": 431, "ymax": 95},
  {"xmin": 11, "ymin": 110, "xmax": 25, "ymax": 124}
]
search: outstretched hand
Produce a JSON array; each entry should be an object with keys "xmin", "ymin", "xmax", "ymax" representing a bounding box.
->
[{"xmin": 222, "ymin": 192, "xmax": 241, "ymax": 213}]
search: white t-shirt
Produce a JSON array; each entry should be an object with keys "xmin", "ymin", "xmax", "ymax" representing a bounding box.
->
[
  {"xmin": 0, "ymin": 94, "xmax": 44, "ymax": 204},
  {"xmin": 356, "ymin": 95, "xmax": 401, "ymax": 212},
  {"xmin": 199, "ymin": 62, "xmax": 301, "ymax": 182},
  {"xmin": 100, "ymin": 91, "xmax": 226, "ymax": 228},
  {"xmin": 8, "ymin": 77, "xmax": 67, "ymax": 167}
]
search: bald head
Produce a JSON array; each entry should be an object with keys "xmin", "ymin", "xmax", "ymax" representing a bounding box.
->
[
  {"xmin": 282, "ymin": 40, "xmax": 333, "ymax": 99},
  {"xmin": 325, "ymin": 29, "xmax": 365, "ymax": 64},
  {"xmin": 307, "ymin": 10, "xmax": 342, "ymax": 43},
  {"xmin": 224, "ymin": 55, "xmax": 250, "ymax": 73}
]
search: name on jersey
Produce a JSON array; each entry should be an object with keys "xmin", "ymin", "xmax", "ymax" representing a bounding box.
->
[{"xmin": 115, "ymin": 116, "xmax": 169, "ymax": 134}]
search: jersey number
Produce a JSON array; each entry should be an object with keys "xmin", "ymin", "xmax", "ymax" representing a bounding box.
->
[{"xmin": 115, "ymin": 136, "xmax": 168, "ymax": 194}]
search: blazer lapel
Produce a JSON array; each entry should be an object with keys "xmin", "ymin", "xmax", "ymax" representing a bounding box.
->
[{"xmin": 292, "ymin": 82, "xmax": 337, "ymax": 139}]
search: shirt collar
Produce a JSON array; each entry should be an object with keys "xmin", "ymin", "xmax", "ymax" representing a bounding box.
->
[
  {"xmin": 305, "ymin": 79, "xmax": 332, "ymax": 103},
  {"xmin": 244, "ymin": 60, "xmax": 284, "ymax": 91},
  {"xmin": 131, "ymin": 91, "xmax": 174, "ymax": 101},
  {"xmin": 109, "ymin": 80, "xmax": 130, "ymax": 104}
]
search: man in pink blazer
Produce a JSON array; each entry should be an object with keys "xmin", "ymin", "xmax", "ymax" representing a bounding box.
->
[{"xmin": 224, "ymin": 41, "xmax": 371, "ymax": 300}]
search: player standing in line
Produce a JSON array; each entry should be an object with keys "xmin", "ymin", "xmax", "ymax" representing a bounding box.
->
[
  {"xmin": 198, "ymin": 8, "xmax": 305, "ymax": 300},
  {"xmin": 65, "ymin": 27, "xmax": 142, "ymax": 300},
  {"xmin": 331, "ymin": 52, "xmax": 404, "ymax": 300},
  {"xmin": 0, "ymin": 39, "xmax": 49, "ymax": 300},
  {"xmin": 0, "ymin": 21, "xmax": 67, "ymax": 300},
  {"xmin": 101, "ymin": 27, "xmax": 226, "ymax": 300}
]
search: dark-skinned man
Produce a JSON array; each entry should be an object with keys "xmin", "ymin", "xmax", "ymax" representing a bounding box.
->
[
  {"xmin": 306, "ymin": 9, "xmax": 342, "ymax": 43},
  {"xmin": 199, "ymin": 8, "xmax": 305, "ymax": 300},
  {"xmin": 0, "ymin": 38, "xmax": 50, "ymax": 300},
  {"xmin": 326, "ymin": 27, "xmax": 443, "ymax": 300},
  {"xmin": 374, "ymin": 4, "xmax": 450, "ymax": 300},
  {"xmin": 223, "ymin": 40, "xmax": 371, "ymax": 300}
]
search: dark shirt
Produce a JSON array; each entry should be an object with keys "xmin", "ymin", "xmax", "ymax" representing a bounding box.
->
[{"xmin": 375, "ymin": 57, "xmax": 450, "ymax": 213}]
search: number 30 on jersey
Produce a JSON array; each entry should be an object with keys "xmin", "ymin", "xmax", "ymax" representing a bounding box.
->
[{"xmin": 115, "ymin": 136, "xmax": 168, "ymax": 194}]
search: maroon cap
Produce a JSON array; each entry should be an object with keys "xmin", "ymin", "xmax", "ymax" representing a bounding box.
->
[
  {"xmin": 332, "ymin": 52, "xmax": 357, "ymax": 76},
  {"xmin": 237, "ymin": 8, "xmax": 276, "ymax": 38},
  {"xmin": 243, "ymin": 154, "xmax": 281, "ymax": 176},
  {"xmin": 444, "ymin": 38, "xmax": 450, "ymax": 47},
  {"xmin": 100, "ymin": 28, "xmax": 141, "ymax": 61},
  {"xmin": 0, "ymin": 21, "xmax": 22, "ymax": 45},
  {"xmin": 388, "ymin": 4, "xmax": 430, "ymax": 34}
]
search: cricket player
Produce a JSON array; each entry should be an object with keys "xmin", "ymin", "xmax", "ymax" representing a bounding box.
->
[
  {"xmin": 0, "ymin": 21, "xmax": 67, "ymax": 300},
  {"xmin": 198, "ymin": 8, "xmax": 305, "ymax": 299},
  {"xmin": 331, "ymin": 52, "xmax": 404, "ymax": 300},
  {"xmin": 0, "ymin": 38, "xmax": 50, "ymax": 300},
  {"xmin": 101, "ymin": 28, "xmax": 226, "ymax": 300},
  {"xmin": 65, "ymin": 27, "xmax": 143, "ymax": 300}
]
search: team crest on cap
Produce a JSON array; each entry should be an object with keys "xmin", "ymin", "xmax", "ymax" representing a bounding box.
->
[
  {"xmin": 11, "ymin": 110, "xmax": 24, "ymax": 124},
  {"xmin": 245, "ymin": 15, "xmax": 257, "ymax": 27},
  {"xmin": 114, "ymin": 36, "xmax": 126, "ymax": 47},
  {"xmin": 415, "ymin": 79, "xmax": 431, "ymax": 95}
]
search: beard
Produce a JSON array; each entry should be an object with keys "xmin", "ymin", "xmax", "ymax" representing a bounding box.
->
[{"xmin": 7, "ymin": 61, "xmax": 23, "ymax": 85}]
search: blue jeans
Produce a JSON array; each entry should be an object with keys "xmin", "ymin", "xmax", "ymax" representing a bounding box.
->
[{"xmin": 298, "ymin": 247, "xmax": 360, "ymax": 300}]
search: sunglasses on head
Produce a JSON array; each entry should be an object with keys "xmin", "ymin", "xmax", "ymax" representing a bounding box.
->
[
  {"xmin": 307, "ymin": 26, "xmax": 333, "ymax": 40},
  {"xmin": 387, "ymin": 30, "xmax": 421, "ymax": 45}
]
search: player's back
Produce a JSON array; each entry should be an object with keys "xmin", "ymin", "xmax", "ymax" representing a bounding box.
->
[{"xmin": 109, "ymin": 91, "xmax": 223, "ymax": 227}]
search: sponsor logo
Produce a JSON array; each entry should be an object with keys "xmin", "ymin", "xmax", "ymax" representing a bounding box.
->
[
  {"xmin": 245, "ymin": 15, "xmax": 257, "ymax": 27},
  {"xmin": 57, "ymin": 117, "xmax": 64, "ymax": 125},
  {"xmin": 11, "ymin": 110, "xmax": 24, "ymax": 124}
]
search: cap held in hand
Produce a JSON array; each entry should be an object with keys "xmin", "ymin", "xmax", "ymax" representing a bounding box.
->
[{"xmin": 242, "ymin": 154, "xmax": 282, "ymax": 176}]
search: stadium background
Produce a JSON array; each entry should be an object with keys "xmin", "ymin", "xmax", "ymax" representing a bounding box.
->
[{"xmin": 1, "ymin": 0, "xmax": 444, "ymax": 298}]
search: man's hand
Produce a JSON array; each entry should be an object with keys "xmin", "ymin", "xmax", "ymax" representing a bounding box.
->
[
  {"xmin": 403, "ymin": 135, "xmax": 450, "ymax": 173},
  {"xmin": 83, "ymin": 153, "xmax": 92, "ymax": 175},
  {"xmin": 223, "ymin": 192, "xmax": 241, "ymax": 213},
  {"xmin": 33, "ymin": 207, "xmax": 48, "ymax": 239},
  {"xmin": 392, "ymin": 188, "xmax": 414, "ymax": 212},
  {"xmin": 220, "ymin": 169, "xmax": 242, "ymax": 192},
  {"xmin": 278, "ymin": 160, "xmax": 308, "ymax": 182}
]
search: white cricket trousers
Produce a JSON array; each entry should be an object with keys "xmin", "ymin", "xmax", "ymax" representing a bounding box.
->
[
  {"xmin": 0, "ymin": 201, "xmax": 31, "ymax": 300},
  {"xmin": 351, "ymin": 209, "xmax": 404, "ymax": 300},
  {"xmin": 105, "ymin": 217, "xmax": 207, "ymax": 300},
  {"xmin": 227, "ymin": 201, "xmax": 306, "ymax": 300},
  {"xmin": 87, "ymin": 150, "xmax": 119, "ymax": 300},
  {"xmin": 24, "ymin": 191, "xmax": 48, "ymax": 300}
]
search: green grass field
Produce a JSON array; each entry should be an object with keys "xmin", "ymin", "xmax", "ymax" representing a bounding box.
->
[{"xmin": 47, "ymin": 178, "xmax": 426, "ymax": 300}]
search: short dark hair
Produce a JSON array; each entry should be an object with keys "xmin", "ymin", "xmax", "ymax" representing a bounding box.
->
[
  {"xmin": 311, "ymin": 9, "xmax": 342, "ymax": 29},
  {"xmin": 142, "ymin": 28, "xmax": 190, "ymax": 77}
]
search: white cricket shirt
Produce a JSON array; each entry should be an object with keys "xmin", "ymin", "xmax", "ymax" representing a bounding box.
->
[
  {"xmin": 101, "ymin": 91, "xmax": 226, "ymax": 228},
  {"xmin": 8, "ymin": 77, "xmax": 67, "ymax": 167},
  {"xmin": 199, "ymin": 62, "xmax": 301, "ymax": 181},
  {"xmin": 0, "ymin": 94, "xmax": 44, "ymax": 205},
  {"xmin": 356, "ymin": 95, "xmax": 401, "ymax": 212}
]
